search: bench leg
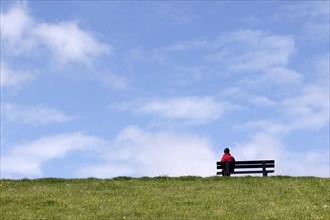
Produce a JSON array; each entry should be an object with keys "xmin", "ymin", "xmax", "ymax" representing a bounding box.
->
[
  {"xmin": 223, "ymin": 172, "xmax": 230, "ymax": 176},
  {"xmin": 262, "ymin": 161, "xmax": 267, "ymax": 177}
]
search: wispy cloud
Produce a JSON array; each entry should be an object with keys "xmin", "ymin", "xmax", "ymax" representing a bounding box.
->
[
  {"xmin": 1, "ymin": 132, "xmax": 106, "ymax": 178},
  {"xmin": 0, "ymin": 62, "xmax": 33, "ymax": 88},
  {"xmin": 281, "ymin": 85, "xmax": 329, "ymax": 130},
  {"xmin": 277, "ymin": 2, "xmax": 329, "ymax": 41},
  {"xmin": 232, "ymin": 52, "xmax": 329, "ymax": 177},
  {"xmin": 154, "ymin": 2, "xmax": 197, "ymax": 24},
  {"xmin": 112, "ymin": 96, "xmax": 237, "ymax": 124},
  {"xmin": 159, "ymin": 29, "xmax": 302, "ymax": 86},
  {"xmin": 2, "ymin": 103, "xmax": 75, "ymax": 126},
  {"xmin": 281, "ymin": 54, "xmax": 329, "ymax": 131},
  {"xmin": 236, "ymin": 120, "xmax": 289, "ymax": 136},
  {"xmin": 98, "ymin": 71, "xmax": 130, "ymax": 91},
  {"xmin": 213, "ymin": 29, "xmax": 295, "ymax": 72},
  {"xmin": 234, "ymin": 96, "xmax": 329, "ymax": 177},
  {"xmin": 248, "ymin": 95, "xmax": 277, "ymax": 107},
  {"xmin": 139, "ymin": 97, "xmax": 227, "ymax": 122},
  {"xmin": 220, "ymin": 87, "xmax": 278, "ymax": 108},
  {"xmin": 126, "ymin": 46, "xmax": 167, "ymax": 65},
  {"xmin": 282, "ymin": 1, "xmax": 329, "ymax": 20},
  {"xmin": 166, "ymin": 40, "xmax": 208, "ymax": 51}
]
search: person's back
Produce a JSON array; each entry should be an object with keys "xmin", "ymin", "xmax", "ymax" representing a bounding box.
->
[
  {"xmin": 221, "ymin": 148, "xmax": 235, "ymax": 162},
  {"xmin": 220, "ymin": 148, "xmax": 235, "ymax": 175}
]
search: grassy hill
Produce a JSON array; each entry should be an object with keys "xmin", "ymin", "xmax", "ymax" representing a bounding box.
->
[{"xmin": 1, "ymin": 176, "xmax": 329, "ymax": 219}]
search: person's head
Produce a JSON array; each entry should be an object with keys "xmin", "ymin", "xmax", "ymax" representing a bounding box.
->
[{"xmin": 224, "ymin": 148, "xmax": 230, "ymax": 154}]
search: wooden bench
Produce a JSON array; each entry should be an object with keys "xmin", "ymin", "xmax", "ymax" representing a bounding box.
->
[{"xmin": 216, "ymin": 160, "xmax": 275, "ymax": 177}]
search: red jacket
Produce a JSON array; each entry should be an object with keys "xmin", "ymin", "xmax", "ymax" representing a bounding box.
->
[{"xmin": 221, "ymin": 153, "xmax": 235, "ymax": 162}]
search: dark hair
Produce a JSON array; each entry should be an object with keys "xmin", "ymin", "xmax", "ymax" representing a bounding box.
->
[{"xmin": 224, "ymin": 148, "xmax": 230, "ymax": 154}]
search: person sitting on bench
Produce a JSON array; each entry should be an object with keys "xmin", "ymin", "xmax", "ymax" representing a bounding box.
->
[{"xmin": 220, "ymin": 148, "xmax": 235, "ymax": 176}]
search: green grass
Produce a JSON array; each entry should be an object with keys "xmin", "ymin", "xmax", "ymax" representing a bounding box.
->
[{"xmin": 1, "ymin": 176, "xmax": 329, "ymax": 219}]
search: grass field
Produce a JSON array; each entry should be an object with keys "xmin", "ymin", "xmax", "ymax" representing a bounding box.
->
[{"xmin": 1, "ymin": 176, "xmax": 329, "ymax": 219}]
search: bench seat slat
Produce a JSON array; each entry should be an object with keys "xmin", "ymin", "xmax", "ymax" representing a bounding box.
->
[{"xmin": 216, "ymin": 170, "xmax": 275, "ymax": 175}]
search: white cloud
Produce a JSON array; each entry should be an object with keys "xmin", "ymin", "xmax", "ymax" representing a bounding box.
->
[
  {"xmin": 1, "ymin": 3, "xmax": 112, "ymax": 90},
  {"xmin": 283, "ymin": 150, "xmax": 329, "ymax": 177},
  {"xmin": 0, "ymin": 62, "xmax": 33, "ymax": 87},
  {"xmin": 113, "ymin": 96, "xmax": 236, "ymax": 124},
  {"xmin": 233, "ymin": 133, "xmax": 283, "ymax": 161},
  {"xmin": 0, "ymin": 3, "xmax": 31, "ymax": 39},
  {"xmin": 232, "ymin": 132, "xmax": 329, "ymax": 177},
  {"xmin": 34, "ymin": 22, "xmax": 110, "ymax": 64},
  {"xmin": 1, "ymin": 4, "xmax": 110, "ymax": 64},
  {"xmin": 1, "ymin": 133, "xmax": 106, "ymax": 178},
  {"xmin": 77, "ymin": 126, "xmax": 217, "ymax": 178},
  {"xmin": 2, "ymin": 126, "xmax": 218, "ymax": 179},
  {"xmin": 0, "ymin": 2, "xmax": 36, "ymax": 54},
  {"xmin": 2, "ymin": 103, "xmax": 75, "ymax": 126}
]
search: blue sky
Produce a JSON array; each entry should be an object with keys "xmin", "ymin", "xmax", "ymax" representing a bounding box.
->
[{"xmin": 1, "ymin": 0, "xmax": 329, "ymax": 179}]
